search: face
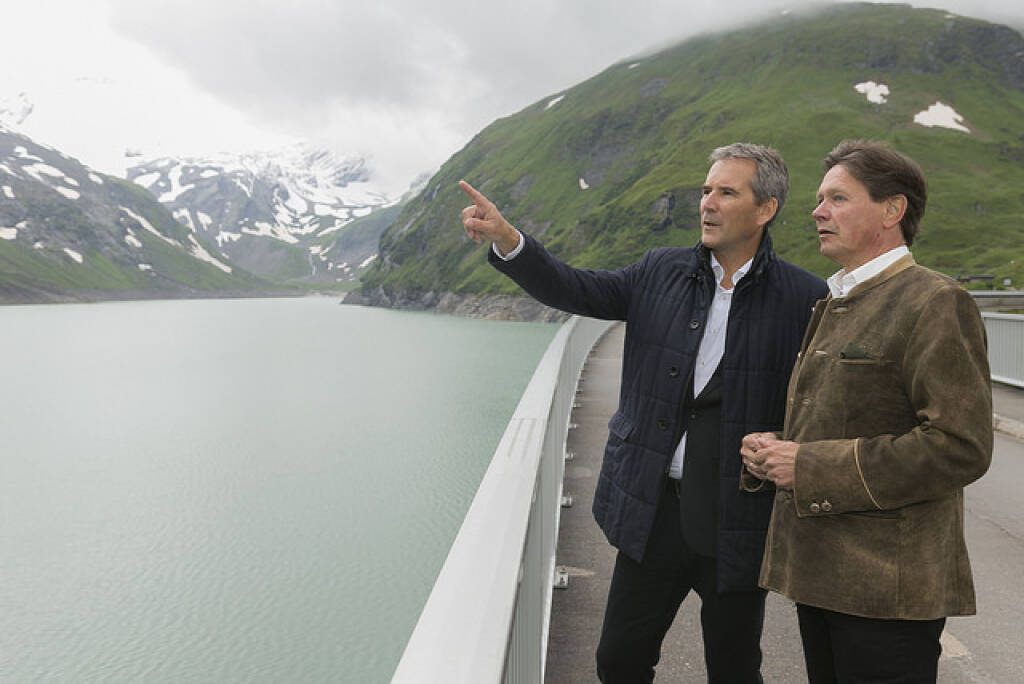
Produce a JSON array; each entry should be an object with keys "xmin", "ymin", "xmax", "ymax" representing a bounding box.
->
[
  {"xmin": 700, "ymin": 158, "xmax": 775, "ymax": 259},
  {"xmin": 812, "ymin": 165, "xmax": 892, "ymax": 270}
]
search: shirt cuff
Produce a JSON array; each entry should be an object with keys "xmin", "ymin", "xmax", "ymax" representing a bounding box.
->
[{"xmin": 492, "ymin": 230, "xmax": 524, "ymax": 261}]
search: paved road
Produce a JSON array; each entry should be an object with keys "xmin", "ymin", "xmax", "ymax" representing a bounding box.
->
[
  {"xmin": 938, "ymin": 432, "xmax": 1024, "ymax": 683},
  {"xmin": 545, "ymin": 323, "xmax": 1024, "ymax": 682}
]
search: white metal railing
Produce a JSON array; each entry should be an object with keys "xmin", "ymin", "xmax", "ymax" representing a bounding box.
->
[
  {"xmin": 982, "ymin": 312, "xmax": 1024, "ymax": 389},
  {"xmin": 391, "ymin": 316, "xmax": 616, "ymax": 684}
]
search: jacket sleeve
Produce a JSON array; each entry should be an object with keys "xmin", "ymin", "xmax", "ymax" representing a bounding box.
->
[
  {"xmin": 792, "ymin": 285, "xmax": 993, "ymax": 516},
  {"xmin": 488, "ymin": 232, "xmax": 637, "ymax": 321}
]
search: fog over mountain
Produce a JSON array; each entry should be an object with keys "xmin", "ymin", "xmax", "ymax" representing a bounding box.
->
[{"xmin": 4, "ymin": 1, "xmax": 1023, "ymax": 195}]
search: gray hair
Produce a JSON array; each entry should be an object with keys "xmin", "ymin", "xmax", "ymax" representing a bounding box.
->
[{"xmin": 708, "ymin": 143, "xmax": 789, "ymax": 227}]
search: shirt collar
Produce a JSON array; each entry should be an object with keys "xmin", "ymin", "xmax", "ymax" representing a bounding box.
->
[
  {"xmin": 710, "ymin": 253, "xmax": 753, "ymax": 292},
  {"xmin": 827, "ymin": 245, "xmax": 910, "ymax": 298}
]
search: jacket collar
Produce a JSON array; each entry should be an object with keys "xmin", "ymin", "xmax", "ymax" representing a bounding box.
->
[
  {"xmin": 686, "ymin": 230, "xmax": 776, "ymax": 286},
  {"xmin": 840, "ymin": 253, "xmax": 916, "ymax": 301}
]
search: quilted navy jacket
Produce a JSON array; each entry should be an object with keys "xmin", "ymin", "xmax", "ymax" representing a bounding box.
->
[{"xmin": 490, "ymin": 231, "xmax": 826, "ymax": 591}]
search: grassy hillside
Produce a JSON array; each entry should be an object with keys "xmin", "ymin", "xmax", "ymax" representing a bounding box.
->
[{"xmin": 358, "ymin": 3, "xmax": 1024, "ymax": 302}]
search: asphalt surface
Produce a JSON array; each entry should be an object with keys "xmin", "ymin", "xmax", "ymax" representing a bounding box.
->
[{"xmin": 544, "ymin": 322, "xmax": 1024, "ymax": 683}]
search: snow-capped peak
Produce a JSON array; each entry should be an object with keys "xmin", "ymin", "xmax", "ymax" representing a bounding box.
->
[{"xmin": 126, "ymin": 143, "xmax": 415, "ymax": 283}]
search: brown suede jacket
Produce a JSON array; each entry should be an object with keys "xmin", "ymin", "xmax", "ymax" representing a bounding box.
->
[{"xmin": 748, "ymin": 254, "xmax": 993, "ymax": 619}]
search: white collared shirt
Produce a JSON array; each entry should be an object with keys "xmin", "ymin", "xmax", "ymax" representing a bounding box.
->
[
  {"xmin": 493, "ymin": 231, "xmax": 525, "ymax": 260},
  {"xmin": 668, "ymin": 254, "xmax": 752, "ymax": 479},
  {"xmin": 826, "ymin": 245, "xmax": 909, "ymax": 299}
]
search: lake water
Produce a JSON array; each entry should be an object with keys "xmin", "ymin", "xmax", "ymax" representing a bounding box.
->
[{"xmin": 0, "ymin": 297, "xmax": 557, "ymax": 683}]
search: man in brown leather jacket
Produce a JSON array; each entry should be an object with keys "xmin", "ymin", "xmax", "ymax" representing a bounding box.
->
[{"xmin": 741, "ymin": 140, "xmax": 992, "ymax": 682}]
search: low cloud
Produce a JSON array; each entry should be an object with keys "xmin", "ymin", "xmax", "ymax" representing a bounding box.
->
[{"xmin": 32, "ymin": 1, "xmax": 1024, "ymax": 191}]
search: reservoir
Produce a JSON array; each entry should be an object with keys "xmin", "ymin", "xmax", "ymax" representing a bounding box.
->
[{"xmin": 0, "ymin": 297, "xmax": 557, "ymax": 682}]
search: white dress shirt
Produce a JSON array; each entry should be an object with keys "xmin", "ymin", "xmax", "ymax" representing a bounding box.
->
[
  {"xmin": 493, "ymin": 231, "xmax": 525, "ymax": 260},
  {"xmin": 826, "ymin": 245, "xmax": 909, "ymax": 299},
  {"xmin": 668, "ymin": 254, "xmax": 752, "ymax": 479}
]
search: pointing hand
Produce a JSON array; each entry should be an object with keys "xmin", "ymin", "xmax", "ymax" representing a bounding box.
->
[{"xmin": 458, "ymin": 180, "xmax": 521, "ymax": 256}]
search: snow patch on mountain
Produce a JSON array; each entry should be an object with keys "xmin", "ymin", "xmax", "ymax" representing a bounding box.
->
[
  {"xmin": 854, "ymin": 81, "xmax": 889, "ymax": 104},
  {"xmin": 120, "ymin": 206, "xmax": 178, "ymax": 247},
  {"xmin": 187, "ymin": 234, "xmax": 232, "ymax": 273},
  {"xmin": 914, "ymin": 102, "xmax": 970, "ymax": 133}
]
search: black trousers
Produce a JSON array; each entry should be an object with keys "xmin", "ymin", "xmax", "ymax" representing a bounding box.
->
[
  {"xmin": 595, "ymin": 479, "xmax": 766, "ymax": 683},
  {"xmin": 796, "ymin": 603, "xmax": 946, "ymax": 684}
]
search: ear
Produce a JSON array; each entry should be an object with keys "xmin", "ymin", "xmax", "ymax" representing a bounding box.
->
[
  {"xmin": 882, "ymin": 195, "xmax": 907, "ymax": 229},
  {"xmin": 757, "ymin": 197, "xmax": 779, "ymax": 228}
]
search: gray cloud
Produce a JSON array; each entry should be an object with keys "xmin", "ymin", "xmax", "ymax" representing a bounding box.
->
[{"xmin": 107, "ymin": 0, "xmax": 1024, "ymax": 191}]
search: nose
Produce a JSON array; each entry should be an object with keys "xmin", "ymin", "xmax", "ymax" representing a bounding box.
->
[
  {"xmin": 701, "ymin": 192, "xmax": 716, "ymax": 212},
  {"xmin": 812, "ymin": 200, "xmax": 827, "ymax": 221}
]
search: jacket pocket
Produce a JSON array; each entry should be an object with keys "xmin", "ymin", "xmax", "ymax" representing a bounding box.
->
[
  {"xmin": 607, "ymin": 411, "xmax": 635, "ymax": 444},
  {"xmin": 847, "ymin": 508, "xmax": 903, "ymax": 519}
]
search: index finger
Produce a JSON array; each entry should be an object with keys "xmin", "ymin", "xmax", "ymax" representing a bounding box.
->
[{"xmin": 458, "ymin": 180, "xmax": 488, "ymax": 206}]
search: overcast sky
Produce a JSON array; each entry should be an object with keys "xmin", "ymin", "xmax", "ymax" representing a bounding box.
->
[{"xmin": 3, "ymin": 0, "xmax": 1022, "ymax": 195}]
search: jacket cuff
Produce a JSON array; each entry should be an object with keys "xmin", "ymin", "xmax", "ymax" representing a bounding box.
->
[
  {"xmin": 793, "ymin": 438, "xmax": 881, "ymax": 517},
  {"xmin": 739, "ymin": 467, "xmax": 770, "ymax": 492}
]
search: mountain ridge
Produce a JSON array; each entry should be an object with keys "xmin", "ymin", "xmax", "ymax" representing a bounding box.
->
[
  {"xmin": 2, "ymin": 89, "xmax": 428, "ymax": 300},
  {"xmin": 349, "ymin": 3, "xmax": 1024, "ymax": 319},
  {"xmin": 127, "ymin": 144, "xmax": 423, "ymax": 286}
]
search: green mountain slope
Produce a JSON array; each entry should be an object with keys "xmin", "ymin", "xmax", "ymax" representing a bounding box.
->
[{"xmin": 356, "ymin": 3, "xmax": 1024, "ymax": 311}]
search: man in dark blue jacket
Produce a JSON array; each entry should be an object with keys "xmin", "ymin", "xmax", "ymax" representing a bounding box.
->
[{"xmin": 460, "ymin": 143, "xmax": 826, "ymax": 683}]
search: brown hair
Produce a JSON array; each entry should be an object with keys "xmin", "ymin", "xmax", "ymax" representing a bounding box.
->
[{"xmin": 823, "ymin": 140, "xmax": 927, "ymax": 246}]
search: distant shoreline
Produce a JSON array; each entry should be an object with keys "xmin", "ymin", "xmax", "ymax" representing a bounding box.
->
[
  {"xmin": 0, "ymin": 288, "xmax": 313, "ymax": 307},
  {"xmin": 342, "ymin": 287, "xmax": 570, "ymax": 322}
]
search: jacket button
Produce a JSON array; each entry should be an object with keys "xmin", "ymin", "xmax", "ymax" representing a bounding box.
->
[
  {"xmin": 657, "ymin": 419, "xmax": 669, "ymax": 431},
  {"xmin": 809, "ymin": 502, "xmax": 822, "ymax": 514},
  {"xmin": 669, "ymin": 366, "xmax": 680, "ymax": 377},
  {"xmin": 688, "ymin": 320, "xmax": 700, "ymax": 330},
  {"xmin": 800, "ymin": 398, "xmax": 812, "ymax": 406}
]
